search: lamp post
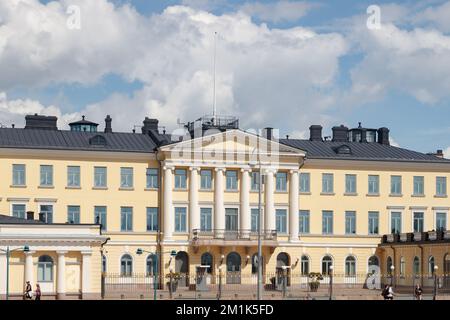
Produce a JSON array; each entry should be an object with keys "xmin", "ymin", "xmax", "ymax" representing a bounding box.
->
[
  {"xmin": 389, "ymin": 265, "xmax": 395, "ymax": 287},
  {"xmin": 136, "ymin": 248, "xmax": 177, "ymax": 300},
  {"xmin": 218, "ymin": 265, "xmax": 223, "ymax": 300},
  {"xmin": 433, "ymin": 265, "xmax": 438, "ymax": 300},
  {"xmin": 329, "ymin": 265, "xmax": 334, "ymax": 300},
  {"xmin": 249, "ymin": 156, "xmax": 263, "ymax": 300},
  {"xmin": 1, "ymin": 245, "xmax": 29, "ymax": 300}
]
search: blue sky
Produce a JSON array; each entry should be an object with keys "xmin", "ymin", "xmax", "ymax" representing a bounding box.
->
[{"xmin": 1, "ymin": 0, "xmax": 449, "ymax": 156}]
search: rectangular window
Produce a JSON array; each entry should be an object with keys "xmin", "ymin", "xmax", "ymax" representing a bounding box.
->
[
  {"xmin": 225, "ymin": 208, "xmax": 239, "ymax": 231},
  {"xmin": 368, "ymin": 211, "xmax": 379, "ymax": 235},
  {"xmin": 345, "ymin": 211, "xmax": 356, "ymax": 234},
  {"xmin": 174, "ymin": 207, "xmax": 187, "ymax": 232},
  {"xmin": 436, "ymin": 212, "xmax": 447, "ymax": 231},
  {"xmin": 94, "ymin": 167, "xmax": 107, "ymax": 188},
  {"xmin": 368, "ymin": 175, "xmax": 379, "ymax": 194},
  {"xmin": 200, "ymin": 170, "xmax": 212, "ymax": 190},
  {"xmin": 67, "ymin": 205, "xmax": 80, "ymax": 224},
  {"xmin": 322, "ymin": 174, "xmax": 334, "ymax": 193},
  {"xmin": 391, "ymin": 212, "xmax": 402, "ymax": 234},
  {"xmin": 226, "ymin": 170, "xmax": 238, "ymax": 191},
  {"xmin": 345, "ymin": 174, "xmax": 357, "ymax": 194},
  {"xmin": 174, "ymin": 169, "xmax": 187, "ymax": 189},
  {"xmin": 390, "ymin": 176, "xmax": 402, "ymax": 195},
  {"xmin": 40, "ymin": 165, "xmax": 53, "ymax": 186},
  {"xmin": 146, "ymin": 168, "xmax": 158, "ymax": 189},
  {"xmin": 413, "ymin": 212, "xmax": 424, "ymax": 233},
  {"xmin": 146, "ymin": 207, "xmax": 158, "ymax": 231},
  {"xmin": 251, "ymin": 208, "xmax": 260, "ymax": 232},
  {"xmin": 436, "ymin": 177, "xmax": 447, "ymax": 196},
  {"xmin": 251, "ymin": 172, "xmax": 261, "ymax": 191},
  {"xmin": 299, "ymin": 173, "xmax": 310, "ymax": 193},
  {"xmin": 200, "ymin": 208, "xmax": 212, "ymax": 231},
  {"xmin": 276, "ymin": 172, "xmax": 287, "ymax": 192},
  {"xmin": 40, "ymin": 205, "xmax": 53, "ymax": 223},
  {"xmin": 322, "ymin": 211, "xmax": 333, "ymax": 234},
  {"xmin": 276, "ymin": 209, "xmax": 287, "ymax": 234},
  {"xmin": 67, "ymin": 166, "xmax": 81, "ymax": 187},
  {"xmin": 94, "ymin": 206, "xmax": 107, "ymax": 231},
  {"xmin": 120, "ymin": 207, "xmax": 133, "ymax": 231},
  {"xmin": 299, "ymin": 210, "xmax": 310, "ymax": 234},
  {"xmin": 413, "ymin": 176, "xmax": 424, "ymax": 195},
  {"xmin": 120, "ymin": 167, "xmax": 134, "ymax": 188},
  {"xmin": 12, "ymin": 164, "xmax": 26, "ymax": 186},
  {"xmin": 12, "ymin": 204, "xmax": 26, "ymax": 219}
]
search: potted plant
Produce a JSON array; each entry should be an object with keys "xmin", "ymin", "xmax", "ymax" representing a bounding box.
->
[{"xmin": 308, "ymin": 272, "xmax": 323, "ymax": 292}]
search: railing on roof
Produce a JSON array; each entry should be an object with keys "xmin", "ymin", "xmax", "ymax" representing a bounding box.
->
[{"xmin": 186, "ymin": 115, "xmax": 239, "ymax": 134}]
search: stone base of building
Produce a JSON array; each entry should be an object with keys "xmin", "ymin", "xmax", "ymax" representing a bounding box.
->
[{"xmin": 82, "ymin": 292, "xmax": 102, "ymax": 300}]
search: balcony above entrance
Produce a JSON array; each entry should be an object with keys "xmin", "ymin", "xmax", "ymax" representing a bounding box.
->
[{"xmin": 190, "ymin": 229, "xmax": 278, "ymax": 247}]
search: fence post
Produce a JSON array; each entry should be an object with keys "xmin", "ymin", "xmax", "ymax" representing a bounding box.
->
[{"xmin": 101, "ymin": 273, "xmax": 105, "ymax": 299}]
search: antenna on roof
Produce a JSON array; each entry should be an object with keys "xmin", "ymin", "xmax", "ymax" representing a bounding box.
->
[{"xmin": 212, "ymin": 31, "xmax": 218, "ymax": 126}]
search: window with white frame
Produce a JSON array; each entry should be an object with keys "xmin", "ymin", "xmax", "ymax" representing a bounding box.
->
[
  {"xmin": 400, "ymin": 257, "xmax": 405, "ymax": 276},
  {"xmin": 146, "ymin": 168, "xmax": 158, "ymax": 189},
  {"xmin": 12, "ymin": 164, "xmax": 26, "ymax": 186},
  {"xmin": 38, "ymin": 255, "xmax": 54, "ymax": 282},
  {"xmin": 345, "ymin": 211, "xmax": 356, "ymax": 234},
  {"xmin": 120, "ymin": 207, "xmax": 133, "ymax": 231},
  {"xmin": 251, "ymin": 208, "xmax": 260, "ymax": 232},
  {"xmin": 67, "ymin": 205, "xmax": 80, "ymax": 224},
  {"xmin": 413, "ymin": 176, "xmax": 424, "ymax": 196},
  {"xmin": 120, "ymin": 167, "xmax": 134, "ymax": 188},
  {"xmin": 12, "ymin": 204, "xmax": 26, "ymax": 219},
  {"xmin": 120, "ymin": 254, "xmax": 133, "ymax": 277},
  {"xmin": 322, "ymin": 256, "xmax": 333, "ymax": 275},
  {"xmin": 345, "ymin": 256, "xmax": 356, "ymax": 276},
  {"xmin": 94, "ymin": 167, "xmax": 107, "ymax": 187},
  {"xmin": 368, "ymin": 211, "xmax": 379, "ymax": 235},
  {"xmin": 40, "ymin": 165, "xmax": 53, "ymax": 186},
  {"xmin": 299, "ymin": 173, "xmax": 310, "ymax": 193},
  {"xmin": 67, "ymin": 166, "xmax": 80, "ymax": 187},
  {"xmin": 276, "ymin": 209, "xmax": 287, "ymax": 234},
  {"xmin": 200, "ymin": 170, "xmax": 212, "ymax": 190},
  {"xmin": 94, "ymin": 206, "xmax": 107, "ymax": 231},
  {"xmin": 146, "ymin": 207, "xmax": 158, "ymax": 231},
  {"xmin": 391, "ymin": 212, "xmax": 402, "ymax": 234},
  {"xmin": 299, "ymin": 210, "xmax": 310, "ymax": 234},
  {"xmin": 226, "ymin": 170, "xmax": 238, "ymax": 190},
  {"xmin": 301, "ymin": 255, "xmax": 310, "ymax": 275},
  {"xmin": 428, "ymin": 256, "xmax": 435, "ymax": 275},
  {"xmin": 225, "ymin": 208, "xmax": 238, "ymax": 231},
  {"xmin": 436, "ymin": 177, "xmax": 447, "ymax": 196},
  {"xmin": 413, "ymin": 211, "xmax": 424, "ymax": 232},
  {"xmin": 368, "ymin": 175, "xmax": 379, "ymax": 194},
  {"xmin": 174, "ymin": 207, "xmax": 187, "ymax": 232},
  {"xmin": 276, "ymin": 172, "xmax": 287, "ymax": 192},
  {"xmin": 174, "ymin": 169, "xmax": 187, "ymax": 189},
  {"xmin": 251, "ymin": 171, "xmax": 260, "ymax": 191},
  {"xmin": 200, "ymin": 207, "xmax": 212, "ymax": 231},
  {"xmin": 322, "ymin": 173, "xmax": 334, "ymax": 193},
  {"xmin": 39, "ymin": 204, "xmax": 53, "ymax": 223},
  {"xmin": 345, "ymin": 174, "xmax": 357, "ymax": 194},
  {"xmin": 390, "ymin": 175, "xmax": 402, "ymax": 195},
  {"xmin": 322, "ymin": 211, "xmax": 333, "ymax": 234},
  {"xmin": 436, "ymin": 212, "xmax": 447, "ymax": 231},
  {"xmin": 146, "ymin": 254, "xmax": 157, "ymax": 276},
  {"xmin": 413, "ymin": 256, "xmax": 420, "ymax": 276}
]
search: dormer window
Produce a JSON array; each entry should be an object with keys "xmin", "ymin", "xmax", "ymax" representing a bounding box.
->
[
  {"xmin": 69, "ymin": 115, "xmax": 99, "ymax": 132},
  {"xmin": 335, "ymin": 145, "xmax": 352, "ymax": 155},
  {"xmin": 89, "ymin": 135, "xmax": 107, "ymax": 146}
]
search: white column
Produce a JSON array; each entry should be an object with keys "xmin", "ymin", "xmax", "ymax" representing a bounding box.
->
[
  {"xmin": 0, "ymin": 252, "xmax": 6, "ymax": 297},
  {"xmin": 24, "ymin": 251, "xmax": 34, "ymax": 286},
  {"xmin": 189, "ymin": 167, "xmax": 200, "ymax": 237},
  {"xmin": 240, "ymin": 168, "xmax": 251, "ymax": 238},
  {"xmin": 81, "ymin": 251, "xmax": 92, "ymax": 299},
  {"xmin": 163, "ymin": 165, "xmax": 174, "ymax": 241},
  {"xmin": 214, "ymin": 168, "xmax": 225, "ymax": 238},
  {"xmin": 56, "ymin": 251, "xmax": 67, "ymax": 299},
  {"xmin": 264, "ymin": 169, "xmax": 275, "ymax": 236},
  {"xmin": 289, "ymin": 170, "xmax": 299, "ymax": 242}
]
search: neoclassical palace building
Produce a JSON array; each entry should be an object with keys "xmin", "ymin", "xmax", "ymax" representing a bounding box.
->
[{"xmin": 0, "ymin": 113, "xmax": 449, "ymax": 298}]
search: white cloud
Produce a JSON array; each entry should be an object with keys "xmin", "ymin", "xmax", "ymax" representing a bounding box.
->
[
  {"xmin": 0, "ymin": 1, "xmax": 348, "ymax": 133},
  {"xmin": 238, "ymin": 1, "xmax": 318, "ymax": 23},
  {"xmin": 444, "ymin": 146, "xmax": 450, "ymax": 159},
  {"xmin": 413, "ymin": 1, "xmax": 450, "ymax": 32}
]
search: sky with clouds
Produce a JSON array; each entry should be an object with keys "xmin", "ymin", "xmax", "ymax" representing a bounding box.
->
[{"xmin": 0, "ymin": 0, "xmax": 449, "ymax": 158}]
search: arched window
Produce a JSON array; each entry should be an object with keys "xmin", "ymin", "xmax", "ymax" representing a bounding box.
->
[
  {"xmin": 38, "ymin": 255, "xmax": 54, "ymax": 282},
  {"xmin": 102, "ymin": 255, "xmax": 107, "ymax": 273},
  {"xmin": 276, "ymin": 253, "xmax": 290, "ymax": 268},
  {"xmin": 413, "ymin": 256, "xmax": 420, "ymax": 276},
  {"xmin": 428, "ymin": 256, "xmax": 435, "ymax": 275},
  {"xmin": 201, "ymin": 252, "xmax": 213, "ymax": 274},
  {"xmin": 226, "ymin": 252, "xmax": 241, "ymax": 272},
  {"xmin": 322, "ymin": 255, "xmax": 333, "ymax": 275},
  {"xmin": 368, "ymin": 256, "xmax": 379, "ymax": 274},
  {"xmin": 301, "ymin": 255, "xmax": 310, "ymax": 275},
  {"xmin": 120, "ymin": 254, "xmax": 133, "ymax": 277},
  {"xmin": 146, "ymin": 254, "xmax": 157, "ymax": 276},
  {"xmin": 387, "ymin": 256, "xmax": 393, "ymax": 275},
  {"xmin": 400, "ymin": 257, "xmax": 405, "ymax": 276},
  {"xmin": 345, "ymin": 256, "xmax": 356, "ymax": 276}
]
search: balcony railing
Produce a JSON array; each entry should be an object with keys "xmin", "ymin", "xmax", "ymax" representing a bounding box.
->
[
  {"xmin": 191, "ymin": 229, "xmax": 277, "ymax": 242},
  {"xmin": 382, "ymin": 230, "xmax": 449, "ymax": 244}
]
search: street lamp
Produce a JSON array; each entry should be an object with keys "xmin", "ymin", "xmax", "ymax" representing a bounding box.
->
[
  {"xmin": 1, "ymin": 245, "xmax": 29, "ymax": 300},
  {"xmin": 136, "ymin": 248, "xmax": 177, "ymax": 300},
  {"xmin": 329, "ymin": 265, "xmax": 334, "ymax": 300},
  {"xmin": 433, "ymin": 265, "xmax": 439, "ymax": 300},
  {"xmin": 249, "ymin": 157, "xmax": 263, "ymax": 300},
  {"xmin": 390, "ymin": 265, "xmax": 395, "ymax": 287}
]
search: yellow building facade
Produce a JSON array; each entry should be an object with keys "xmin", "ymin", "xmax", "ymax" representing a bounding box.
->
[{"xmin": 0, "ymin": 114, "xmax": 449, "ymax": 298}]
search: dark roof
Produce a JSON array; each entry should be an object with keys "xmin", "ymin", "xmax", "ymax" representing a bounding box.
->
[
  {"xmin": 0, "ymin": 214, "xmax": 43, "ymax": 224},
  {"xmin": 69, "ymin": 119, "xmax": 99, "ymax": 126},
  {"xmin": 0, "ymin": 128, "xmax": 160, "ymax": 153},
  {"xmin": 280, "ymin": 139, "xmax": 450, "ymax": 163}
]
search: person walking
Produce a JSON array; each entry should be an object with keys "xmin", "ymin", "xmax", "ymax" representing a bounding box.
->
[
  {"xmin": 414, "ymin": 284, "xmax": 423, "ymax": 300},
  {"xmin": 387, "ymin": 285, "xmax": 394, "ymax": 300},
  {"xmin": 381, "ymin": 285, "xmax": 389, "ymax": 300},
  {"xmin": 24, "ymin": 281, "xmax": 33, "ymax": 300},
  {"xmin": 35, "ymin": 284, "xmax": 41, "ymax": 301}
]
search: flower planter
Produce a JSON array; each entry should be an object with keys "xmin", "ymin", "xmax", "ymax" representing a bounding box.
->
[
  {"xmin": 400, "ymin": 233, "xmax": 408, "ymax": 242},
  {"xmin": 428, "ymin": 231, "xmax": 437, "ymax": 241},
  {"xmin": 413, "ymin": 232, "xmax": 423, "ymax": 241},
  {"xmin": 386, "ymin": 234, "xmax": 394, "ymax": 243}
]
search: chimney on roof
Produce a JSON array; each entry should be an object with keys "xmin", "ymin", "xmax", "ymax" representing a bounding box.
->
[
  {"xmin": 332, "ymin": 125, "xmax": 349, "ymax": 142},
  {"xmin": 377, "ymin": 127, "xmax": 390, "ymax": 145},
  {"xmin": 26, "ymin": 211, "xmax": 34, "ymax": 221},
  {"xmin": 141, "ymin": 117, "xmax": 159, "ymax": 135},
  {"xmin": 104, "ymin": 115, "xmax": 112, "ymax": 133},
  {"xmin": 25, "ymin": 114, "xmax": 58, "ymax": 131},
  {"xmin": 309, "ymin": 125, "xmax": 323, "ymax": 142},
  {"xmin": 263, "ymin": 127, "xmax": 274, "ymax": 141}
]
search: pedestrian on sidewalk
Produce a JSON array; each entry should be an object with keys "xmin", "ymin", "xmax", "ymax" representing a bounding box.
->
[
  {"xmin": 387, "ymin": 285, "xmax": 394, "ymax": 300},
  {"xmin": 35, "ymin": 284, "xmax": 41, "ymax": 301},
  {"xmin": 414, "ymin": 284, "xmax": 423, "ymax": 300}
]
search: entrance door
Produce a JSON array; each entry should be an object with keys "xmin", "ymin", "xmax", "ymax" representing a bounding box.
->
[
  {"xmin": 175, "ymin": 251, "xmax": 189, "ymax": 287},
  {"xmin": 226, "ymin": 252, "xmax": 241, "ymax": 284}
]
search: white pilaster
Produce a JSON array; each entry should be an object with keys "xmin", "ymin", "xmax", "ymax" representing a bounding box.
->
[
  {"xmin": 189, "ymin": 167, "xmax": 200, "ymax": 236},
  {"xmin": 163, "ymin": 165, "xmax": 174, "ymax": 241},
  {"xmin": 214, "ymin": 168, "xmax": 225, "ymax": 238},
  {"xmin": 24, "ymin": 251, "xmax": 34, "ymax": 286},
  {"xmin": 240, "ymin": 168, "xmax": 251, "ymax": 238},
  {"xmin": 81, "ymin": 251, "xmax": 92, "ymax": 299},
  {"xmin": 56, "ymin": 251, "xmax": 67, "ymax": 299},
  {"xmin": 0, "ymin": 252, "xmax": 6, "ymax": 296},
  {"xmin": 289, "ymin": 170, "xmax": 299, "ymax": 241},
  {"xmin": 264, "ymin": 169, "xmax": 275, "ymax": 235}
]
